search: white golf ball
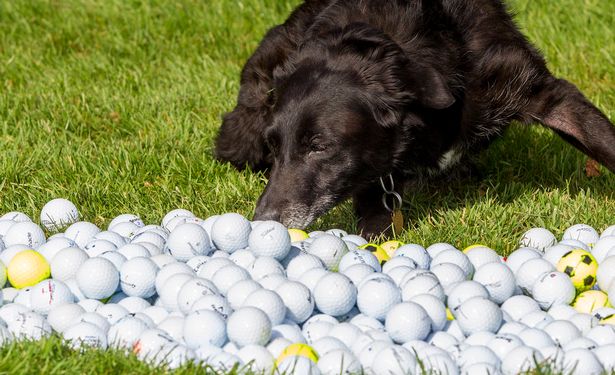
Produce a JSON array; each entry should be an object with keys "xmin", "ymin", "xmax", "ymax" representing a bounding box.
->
[
  {"xmin": 236, "ymin": 344, "xmax": 275, "ymax": 373},
  {"xmin": 501, "ymin": 345, "xmax": 543, "ymax": 375},
  {"xmin": 156, "ymin": 274, "xmax": 192, "ymax": 311},
  {"xmin": 357, "ymin": 278, "xmax": 401, "ymax": 322},
  {"xmin": 165, "ymin": 223, "xmax": 212, "ymax": 261},
  {"xmin": 247, "ymin": 220, "xmax": 291, "ymax": 260},
  {"xmin": 118, "ymin": 257, "xmax": 158, "ymax": 298},
  {"xmin": 243, "ymin": 288, "xmax": 286, "ymax": 326},
  {"xmin": 286, "ymin": 254, "xmax": 325, "ymax": 281},
  {"xmin": 76, "ymin": 257, "xmax": 119, "ymax": 299},
  {"xmin": 64, "ymin": 221, "xmax": 101, "ymax": 248},
  {"xmin": 176, "ymin": 277, "xmax": 219, "ymax": 314},
  {"xmin": 212, "ymin": 264, "xmax": 250, "ymax": 296},
  {"xmin": 8, "ymin": 311, "xmax": 52, "ymax": 340},
  {"xmin": 107, "ymin": 316, "xmax": 149, "ymax": 349},
  {"xmin": 51, "ymin": 247, "xmax": 89, "ymax": 281},
  {"xmin": 307, "ymin": 234, "xmax": 349, "ymax": 271},
  {"xmin": 30, "ymin": 279, "xmax": 74, "ymax": 315},
  {"xmin": 563, "ymin": 224, "xmax": 600, "ymax": 247},
  {"xmin": 313, "ymin": 272, "xmax": 357, "ymax": 317},
  {"xmin": 339, "ymin": 250, "xmax": 381, "ymax": 273},
  {"xmin": 500, "ymin": 295, "xmax": 541, "ymax": 321},
  {"xmin": 464, "ymin": 246, "xmax": 501, "ymax": 270},
  {"xmin": 226, "ymin": 279, "xmax": 262, "ymax": 310},
  {"xmin": 275, "ymin": 281, "xmax": 314, "ymax": 323},
  {"xmin": 431, "ymin": 249, "xmax": 474, "ymax": 278},
  {"xmin": 531, "ymin": 271, "xmax": 576, "ymax": 310},
  {"xmin": 133, "ymin": 328, "xmax": 176, "ymax": 361},
  {"xmin": 410, "ymin": 293, "xmax": 448, "ymax": 332},
  {"xmin": 519, "ymin": 227, "xmax": 557, "ymax": 251},
  {"xmin": 97, "ymin": 303, "xmax": 130, "ymax": 325},
  {"xmin": 3, "ymin": 221, "xmax": 46, "ymax": 248},
  {"xmin": 515, "ymin": 257, "xmax": 555, "ymax": 295},
  {"xmin": 183, "ymin": 309, "xmax": 227, "ymax": 349},
  {"xmin": 317, "ymin": 348, "xmax": 362, "ymax": 375},
  {"xmin": 394, "ymin": 244, "xmax": 431, "ymax": 269},
  {"xmin": 385, "ymin": 302, "xmax": 432, "ymax": 343},
  {"xmin": 455, "ymin": 297, "xmax": 503, "ymax": 335},
  {"xmin": 47, "ymin": 303, "xmax": 86, "ymax": 333},
  {"xmin": 210, "ymin": 213, "xmax": 251, "ymax": 253},
  {"xmin": 473, "ymin": 262, "xmax": 516, "ymax": 304},
  {"xmin": 227, "ymin": 306, "xmax": 272, "ymax": 347},
  {"xmin": 505, "ymin": 247, "xmax": 542, "ymax": 274},
  {"xmin": 116, "ymin": 243, "xmax": 150, "ymax": 259}
]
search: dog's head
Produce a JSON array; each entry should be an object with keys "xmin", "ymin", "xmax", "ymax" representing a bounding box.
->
[{"xmin": 254, "ymin": 23, "xmax": 454, "ymax": 228}]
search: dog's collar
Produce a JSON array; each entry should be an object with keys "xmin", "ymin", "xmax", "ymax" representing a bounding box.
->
[{"xmin": 379, "ymin": 174, "xmax": 403, "ymax": 212}]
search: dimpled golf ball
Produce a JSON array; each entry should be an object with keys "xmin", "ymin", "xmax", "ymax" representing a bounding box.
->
[
  {"xmin": 556, "ymin": 249, "xmax": 598, "ymax": 292},
  {"xmin": 64, "ymin": 221, "xmax": 101, "ymax": 248},
  {"xmin": 563, "ymin": 224, "xmax": 600, "ymax": 247},
  {"xmin": 357, "ymin": 278, "xmax": 401, "ymax": 321},
  {"xmin": 248, "ymin": 220, "xmax": 291, "ymax": 260},
  {"xmin": 275, "ymin": 281, "xmax": 314, "ymax": 323},
  {"xmin": 183, "ymin": 309, "xmax": 227, "ymax": 349},
  {"xmin": 51, "ymin": 247, "xmax": 89, "ymax": 281},
  {"xmin": 76, "ymin": 257, "xmax": 119, "ymax": 299},
  {"xmin": 455, "ymin": 297, "xmax": 503, "ymax": 335},
  {"xmin": 532, "ymin": 271, "xmax": 576, "ymax": 310},
  {"xmin": 30, "ymin": 279, "xmax": 74, "ymax": 315},
  {"xmin": 473, "ymin": 262, "xmax": 516, "ymax": 304},
  {"xmin": 8, "ymin": 250, "xmax": 51, "ymax": 289},
  {"xmin": 519, "ymin": 227, "xmax": 557, "ymax": 252},
  {"xmin": 3, "ymin": 221, "xmax": 46, "ymax": 248},
  {"xmin": 307, "ymin": 234, "xmax": 348, "ymax": 271},
  {"xmin": 165, "ymin": 223, "xmax": 211, "ymax": 261},
  {"xmin": 227, "ymin": 306, "xmax": 272, "ymax": 347},
  {"xmin": 313, "ymin": 272, "xmax": 357, "ymax": 316},
  {"xmin": 211, "ymin": 213, "xmax": 251, "ymax": 253},
  {"xmin": 385, "ymin": 302, "xmax": 432, "ymax": 343},
  {"xmin": 40, "ymin": 199, "xmax": 80, "ymax": 232},
  {"xmin": 119, "ymin": 257, "xmax": 158, "ymax": 298}
]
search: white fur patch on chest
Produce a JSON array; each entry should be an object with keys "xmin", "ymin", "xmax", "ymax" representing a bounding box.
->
[{"xmin": 438, "ymin": 148, "xmax": 463, "ymax": 171}]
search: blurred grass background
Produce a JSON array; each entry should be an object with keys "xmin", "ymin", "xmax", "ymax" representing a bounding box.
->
[{"xmin": 0, "ymin": 0, "xmax": 613, "ymax": 255}]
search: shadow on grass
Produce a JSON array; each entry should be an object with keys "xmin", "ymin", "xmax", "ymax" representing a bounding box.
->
[{"xmin": 311, "ymin": 123, "xmax": 615, "ymax": 235}]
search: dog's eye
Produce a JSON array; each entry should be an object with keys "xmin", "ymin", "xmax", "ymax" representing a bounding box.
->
[{"xmin": 309, "ymin": 136, "xmax": 326, "ymax": 153}]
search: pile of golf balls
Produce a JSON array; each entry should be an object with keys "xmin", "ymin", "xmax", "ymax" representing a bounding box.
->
[{"xmin": 0, "ymin": 198, "xmax": 614, "ymax": 375}]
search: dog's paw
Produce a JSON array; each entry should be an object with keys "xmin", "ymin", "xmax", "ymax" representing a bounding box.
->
[{"xmin": 358, "ymin": 212, "xmax": 394, "ymax": 240}]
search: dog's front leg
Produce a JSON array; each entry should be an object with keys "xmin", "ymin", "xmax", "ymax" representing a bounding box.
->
[{"xmin": 353, "ymin": 178, "xmax": 405, "ymax": 240}]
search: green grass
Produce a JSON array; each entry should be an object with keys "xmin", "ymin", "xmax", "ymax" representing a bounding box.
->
[{"xmin": 0, "ymin": 0, "xmax": 613, "ymax": 372}]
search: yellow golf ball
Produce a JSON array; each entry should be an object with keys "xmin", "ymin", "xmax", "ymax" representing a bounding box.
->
[
  {"xmin": 446, "ymin": 308, "xmax": 455, "ymax": 321},
  {"xmin": 601, "ymin": 313, "xmax": 615, "ymax": 326},
  {"xmin": 380, "ymin": 240, "xmax": 404, "ymax": 257},
  {"xmin": 359, "ymin": 243, "xmax": 391, "ymax": 265},
  {"xmin": 463, "ymin": 244, "xmax": 489, "ymax": 254},
  {"xmin": 572, "ymin": 290, "xmax": 611, "ymax": 314},
  {"xmin": 556, "ymin": 249, "xmax": 598, "ymax": 292},
  {"xmin": 7, "ymin": 250, "xmax": 50, "ymax": 289},
  {"xmin": 276, "ymin": 343, "xmax": 319, "ymax": 366},
  {"xmin": 288, "ymin": 228, "xmax": 309, "ymax": 243}
]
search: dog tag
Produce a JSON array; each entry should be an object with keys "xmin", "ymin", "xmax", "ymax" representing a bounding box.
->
[{"xmin": 391, "ymin": 209, "xmax": 404, "ymax": 235}]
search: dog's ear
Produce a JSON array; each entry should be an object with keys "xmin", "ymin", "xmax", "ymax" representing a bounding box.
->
[
  {"xmin": 409, "ymin": 64, "xmax": 455, "ymax": 110},
  {"xmin": 527, "ymin": 77, "xmax": 615, "ymax": 173}
]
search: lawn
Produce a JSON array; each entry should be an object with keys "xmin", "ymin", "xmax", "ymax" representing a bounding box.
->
[{"xmin": 0, "ymin": 0, "xmax": 613, "ymax": 372}]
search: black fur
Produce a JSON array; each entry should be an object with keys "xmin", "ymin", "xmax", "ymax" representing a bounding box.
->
[{"xmin": 215, "ymin": 0, "xmax": 615, "ymax": 237}]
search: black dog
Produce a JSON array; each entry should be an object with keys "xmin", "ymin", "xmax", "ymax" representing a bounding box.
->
[{"xmin": 215, "ymin": 0, "xmax": 615, "ymax": 237}]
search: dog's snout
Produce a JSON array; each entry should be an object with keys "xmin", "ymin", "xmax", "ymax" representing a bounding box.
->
[{"xmin": 253, "ymin": 207, "xmax": 281, "ymax": 222}]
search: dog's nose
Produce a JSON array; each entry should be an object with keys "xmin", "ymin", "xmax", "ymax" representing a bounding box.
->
[{"xmin": 253, "ymin": 208, "xmax": 281, "ymax": 222}]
